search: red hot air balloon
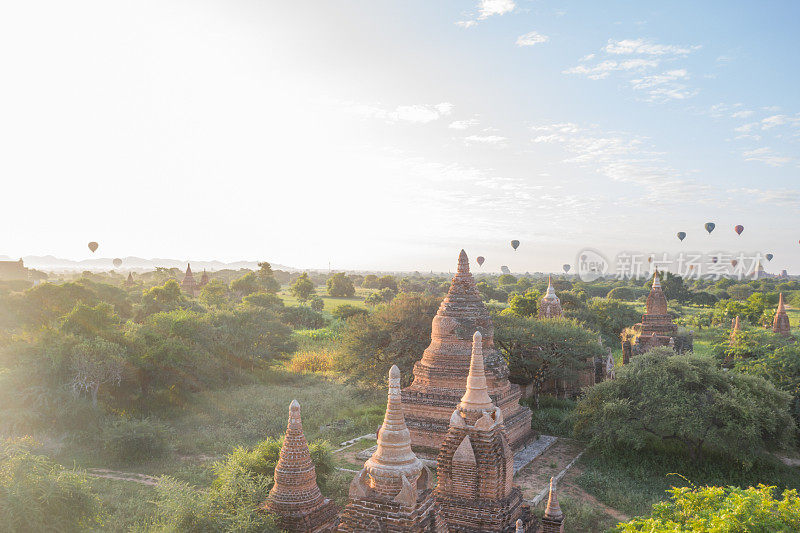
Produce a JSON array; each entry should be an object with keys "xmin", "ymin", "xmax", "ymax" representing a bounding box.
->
[
  {"xmin": 476, "ymin": 256, "xmax": 485, "ymax": 267},
  {"xmin": 510, "ymin": 240, "xmax": 520, "ymax": 251},
  {"xmin": 88, "ymin": 242, "xmax": 99, "ymax": 253},
  {"xmin": 735, "ymin": 225, "xmax": 744, "ymax": 235}
]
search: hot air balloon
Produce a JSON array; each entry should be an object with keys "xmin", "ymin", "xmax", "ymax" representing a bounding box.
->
[
  {"xmin": 766, "ymin": 254, "xmax": 774, "ymax": 261},
  {"xmin": 704, "ymin": 222, "xmax": 715, "ymax": 234},
  {"xmin": 88, "ymin": 242, "xmax": 99, "ymax": 253},
  {"xmin": 113, "ymin": 258, "xmax": 123, "ymax": 268},
  {"xmin": 731, "ymin": 259, "xmax": 738, "ymax": 267},
  {"xmin": 562, "ymin": 264, "xmax": 571, "ymax": 273},
  {"xmin": 510, "ymin": 240, "xmax": 520, "ymax": 251},
  {"xmin": 476, "ymin": 256, "xmax": 485, "ymax": 267},
  {"xmin": 677, "ymin": 232, "xmax": 686, "ymax": 241},
  {"xmin": 734, "ymin": 225, "xmax": 744, "ymax": 235},
  {"xmin": 712, "ymin": 256, "xmax": 718, "ymax": 264}
]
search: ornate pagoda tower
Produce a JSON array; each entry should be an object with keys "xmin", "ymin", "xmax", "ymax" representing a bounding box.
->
[
  {"xmin": 338, "ymin": 366, "xmax": 445, "ymax": 532},
  {"xmin": 263, "ymin": 400, "xmax": 338, "ymax": 532},
  {"xmin": 629, "ymin": 270, "xmax": 680, "ymax": 354},
  {"xmin": 538, "ymin": 478, "xmax": 564, "ymax": 533},
  {"xmin": 125, "ymin": 272, "xmax": 135, "ymax": 287},
  {"xmin": 402, "ymin": 250, "xmax": 532, "ymax": 455},
  {"xmin": 539, "ymin": 276, "xmax": 562, "ymax": 318},
  {"xmin": 435, "ymin": 331, "xmax": 536, "ymax": 532},
  {"xmin": 181, "ymin": 264, "xmax": 200, "ymax": 297},
  {"xmin": 730, "ymin": 315, "xmax": 741, "ymax": 342},
  {"xmin": 773, "ymin": 293, "xmax": 791, "ymax": 336}
]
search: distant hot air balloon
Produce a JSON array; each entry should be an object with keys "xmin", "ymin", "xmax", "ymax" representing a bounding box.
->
[
  {"xmin": 734, "ymin": 225, "xmax": 744, "ymax": 235},
  {"xmin": 712, "ymin": 256, "xmax": 718, "ymax": 264},
  {"xmin": 766, "ymin": 253, "xmax": 774, "ymax": 261},
  {"xmin": 88, "ymin": 242, "xmax": 99, "ymax": 253},
  {"xmin": 704, "ymin": 222, "xmax": 715, "ymax": 234},
  {"xmin": 113, "ymin": 258, "xmax": 123, "ymax": 268},
  {"xmin": 562, "ymin": 264, "xmax": 571, "ymax": 273},
  {"xmin": 510, "ymin": 240, "xmax": 520, "ymax": 251},
  {"xmin": 731, "ymin": 259, "xmax": 738, "ymax": 267},
  {"xmin": 677, "ymin": 232, "xmax": 686, "ymax": 242},
  {"xmin": 476, "ymin": 256, "xmax": 485, "ymax": 267}
]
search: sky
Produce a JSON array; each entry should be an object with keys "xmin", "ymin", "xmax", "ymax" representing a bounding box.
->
[{"xmin": 1, "ymin": 0, "xmax": 799, "ymax": 273}]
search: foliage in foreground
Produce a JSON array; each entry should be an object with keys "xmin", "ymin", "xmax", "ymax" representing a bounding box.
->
[
  {"xmin": 615, "ymin": 484, "xmax": 800, "ymax": 532},
  {"xmin": 0, "ymin": 439, "xmax": 99, "ymax": 533},
  {"xmin": 575, "ymin": 348, "xmax": 795, "ymax": 464}
]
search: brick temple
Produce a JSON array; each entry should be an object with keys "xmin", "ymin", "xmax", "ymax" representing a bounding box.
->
[
  {"xmin": 623, "ymin": 270, "xmax": 690, "ymax": 358},
  {"xmin": 181, "ymin": 264, "xmax": 201, "ymax": 297},
  {"xmin": 402, "ymin": 250, "xmax": 533, "ymax": 455},
  {"xmin": 539, "ymin": 276, "xmax": 562, "ymax": 318},
  {"xmin": 263, "ymin": 400, "xmax": 339, "ymax": 532},
  {"xmin": 773, "ymin": 293, "xmax": 791, "ymax": 336},
  {"xmin": 539, "ymin": 478, "xmax": 565, "ymax": 533},
  {"xmin": 338, "ymin": 365, "xmax": 445, "ymax": 532},
  {"xmin": 435, "ymin": 331, "xmax": 536, "ymax": 532}
]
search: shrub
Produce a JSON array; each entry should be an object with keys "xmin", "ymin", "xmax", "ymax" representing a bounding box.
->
[
  {"xmin": 331, "ymin": 304, "xmax": 368, "ymax": 321},
  {"xmin": 280, "ymin": 306, "xmax": 328, "ymax": 329},
  {"xmin": 101, "ymin": 417, "xmax": 169, "ymax": 464},
  {"xmin": 289, "ymin": 349, "xmax": 335, "ymax": 374},
  {"xmin": 0, "ymin": 439, "xmax": 100, "ymax": 532},
  {"xmin": 615, "ymin": 484, "xmax": 800, "ymax": 532}
]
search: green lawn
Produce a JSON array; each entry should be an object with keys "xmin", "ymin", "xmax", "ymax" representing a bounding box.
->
[{"xmin": 278, "ymin": 286, "xmax": 371, "ymax": 312}]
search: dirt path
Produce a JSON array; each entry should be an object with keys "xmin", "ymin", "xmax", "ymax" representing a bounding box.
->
[
  {"xmin": 86, "ymin": 468, "xmax": 161, "ymax": 486},
  {"xmin": 515, "ymin": 438, "xmax": 629, "ymax": 525}
]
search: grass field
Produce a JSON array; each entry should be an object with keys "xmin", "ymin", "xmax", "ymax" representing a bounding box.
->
[{"xmin": 277, "ymin": 286, "xmax": 372, "ymax": 312}]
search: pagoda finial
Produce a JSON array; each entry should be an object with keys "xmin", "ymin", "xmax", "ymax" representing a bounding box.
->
[
  {"xmin": 544, "ymin": 476, "xmax": 563, "ymax": 520},
  {"xmin": 186, "ymin": 263, "xmax": 192, "ymax": 275},
  {"xmin": 459, "ymin": 331, "xmax": 494, "ymax": 413},
  {"xmin": 362, "ymin": 365, "xmax": 423, "ymax": 496},
  {"xmin": 515, "ymin": 518, "xmax": 524, "ymax": 532},
  {"xmin": 457, "ymin": 249, "xmax": 470, "ymax": 274},
  {"xmin": 778, "ymin": 292, "xmax": 786, "ymax": 313},
  {"xmin": 652, "ymin": 268, "xmax": 661, "ymax": 289}
]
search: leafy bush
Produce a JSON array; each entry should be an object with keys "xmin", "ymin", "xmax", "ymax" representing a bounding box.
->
[
  {"xmin": 101, "ymin": 417, "xmax": 169, "ymax": 464},
  {"xmin": 0, "ymin": 439, "xmax": 99, "ymax": 532},
  {"xmin": 615, "ymin": 484, "xmax": 800, "ymax": 532},
  {"xmin": 575, "ymin": 348, "xmax": 795, "ymax": 465},
  {"xmin": 331, "ymin": 304, "xmax": 368, "ymax": 321},
  {"xmin": 280, "ymin": 306, "xmax": 328, "ymax": 329}
]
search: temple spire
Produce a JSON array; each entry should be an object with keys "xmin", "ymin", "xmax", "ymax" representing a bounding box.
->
[
  {"xmin": 459, "ymin": 331, "xmax": 493, "ymax": 414},
  {"xmin": 778, "ymin": 292, "xmax": 786, "ymax": 313},
  {"xmin": 457, "ymin": 249, "xmax": 470, "ymax": 274},
  {"xmin": 363, "ymin": 365, "xmax": 424, "ymax": 497},
  {"xmin": 652, "ymin": 268, "xmax": 661, "ymax": 289},
  {"xmin": 544, "ymin": 477, "xmax": 562, "ymax": 520}
]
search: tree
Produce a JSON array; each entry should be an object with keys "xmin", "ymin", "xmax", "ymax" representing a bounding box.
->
[
  {"xmin": 494, "ymin": 315, "xmax": 603, "ymax": 407},
  {"xmin": 566, "ymin": 298, "xmax": 640, "ymax": 344},
  {"xmin": 658, "ymin": 272, "xmax": 691, "ymax": 304},
  {"xmin": 691, "ymin": 291, "xmax": 718, "ymax": 307},
  {"xmin": 70, "ymin": 338, "xmax": 125, "ymax": 407},
  {"xmin": 335, "ymin": 293, "xmax": 439, "ymax": 387},
  {"xmin": 138, "ymin": 280, "xmax": 186, "ymax": 319},
  {"xmin": 377, "ymin": 275, "xmax": 398, "ymax": 291},
  {"xmin": 289, "ymin": 272, "xmax": 315, "ymax": 303},
  {"xmin": 575, "ymin": 348, "xmax": 794, "ymax": 464},
  {"xmin": 309, "ymin": 295, "xmax": 324, "ymax": 312},
  {"xmin": 200, "ymin": 279, "xmax": 229, "ymax": 308},
  {"xmin": 326, "ymin": 272, "xmax": 355, "ymax": 297},
  {"xmin": 242, "ymin": 292, "xmax": 284, "ymax": 312},
  {"xmin": 616, "ymin": 484, "xmax": 800, "ymax": 532},
  {"xmin": 60, "ymin": 302, "xmax": 121, "ymax": 339},
  {"xmin": 498, "ymin": 274, "xmax": 517, "ymax": 286},
  {"xmin": 332, "ymin": 304, "xmax": 368, "ymax": 321},
  {"xmin": 257, "ymin": 262, "xmax": 281, "ymax": 294},
  {"xmin": 361, "ymin": 274, "xmax": 380, "ymax": 289},
  {"xmin": 230, "ymin": 272, "xmax": 261, "ymax": 298},
  {"xmin": 503, "ymin": 290, "xmax": 542, "ymax": 318},
  {"xmin": 365, "ymin": 288, "xmax": 395, "ymax": 306}
]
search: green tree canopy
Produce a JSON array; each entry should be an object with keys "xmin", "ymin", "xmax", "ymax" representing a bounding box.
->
[
  {"xmin": 575, "ymin": 348, "xmax": 795, "ymax": 464},
  {"xmin": 289, "ymin": 273, "xmax": 315, "ymax": 303},
  {"xmin": 326, "ymin": 272, "xmax": 355, "ymax": 297}
]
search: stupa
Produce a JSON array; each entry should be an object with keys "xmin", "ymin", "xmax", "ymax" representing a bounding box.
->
[
  {"xmin": 435, "ymin": 332, "xmax": 536, "ymax": 532},
  {"xmin": 181, "ymin": 264, "xmax": 200, "ymax": 297},
  {"xmin": 539, "ymin": 276, "xmax": 562, "ymax": 318},
  {"xmin": 539, "ymin": 478, "xmax": 564, "ymax": 533},
  {"xmin": 402, "ymin": 250, "xmax": 532, "ymax": 454},
  {"xmin": 628, "ymin": 270, "xmax": 683, "ymax": 355},
  {"xmin": 199, "ymin": 270, "xmax": 209, "ymax": 288},
  {"xmin": 338, "ymin": 366, "xmax": 445, "ymax": 532},
  {"xmin": 264, "ymin": 400, "xmax": 338, "ymax": 532},
  {"xmin": 730, "ymin": 315, "xmax": 741, "ymax": 342},
  {"xmin": 125, "ymin": 272, "xmax": 135, "ymax": 287},
  {"xmin": 773, "ymin": 293, "xmax": 791, "ymax": 336}
]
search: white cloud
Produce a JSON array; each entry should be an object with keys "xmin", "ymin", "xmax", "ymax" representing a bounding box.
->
[
  {"xmin": 516, "ymin": 31, "xmax": 548, "ymax": 46},
  {"xmin": 563, "ymin": 58, "xmax": 658, "ymax": 80},
  {"xmin": 630, "ymin": 69, "xmax": 698, "ymax": 101},
  {"xmin": 731, "ymin": 110, "xmax": 753, "ymax": 119},
  {"xmin": 465, "ymin": 134, "xmax": 508, "ymax": 145},
  {"xmin": 728, "ymin": 188, "xmax": 800, "ymax": 208},
  {"xmin": 742, "ymin": 147, "xmax": 792, "ymax": 167},
  {"xmin": 344, "ymin": 101, "xmax": 454, "ymax": 124},
  {"xmin": 603, "ymin": 38, "xmax": 700, "ymax": 56},
  {"xmin": 449, "ymin": 119, "xmax": 479, "ymax": 130},
  {"xmin": 761, "ymin": 114, "xmax": 800, "ymax": 129},
  {"xmin": 455, "ymin": 20, "xmax": 477, "ymax": 29},
  {"xmin": 478, "ymin": 0, "xmax": 515, "ymax": 19}
]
